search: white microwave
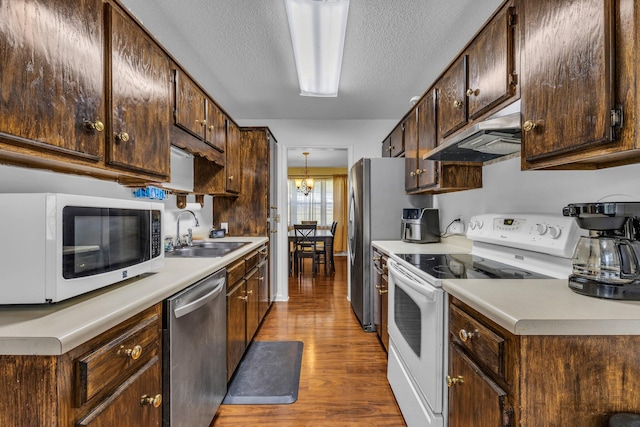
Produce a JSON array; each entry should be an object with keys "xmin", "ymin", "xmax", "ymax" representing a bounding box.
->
[{"xmin": 0, "ymin": 193, "xmax": 164, "ymax": 304}]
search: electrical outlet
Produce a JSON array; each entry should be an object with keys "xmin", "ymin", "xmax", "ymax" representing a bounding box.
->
[
  {"xmin": 450, "ymin": 220, "xmax": 465, "ymax": 235},
  {"xmin": 221, "ymin": 222, "xmax": 228, "ymax": 234}
]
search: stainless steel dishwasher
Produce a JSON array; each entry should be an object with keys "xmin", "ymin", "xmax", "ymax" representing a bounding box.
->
[{"xmin": 163, "ymin": 268, "xmax": 226, "ymax": 427}]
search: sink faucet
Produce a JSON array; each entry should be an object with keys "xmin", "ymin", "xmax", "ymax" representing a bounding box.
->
[{"xmin": 176, "ymin": 210, "xmax": 200, "ymax": 247}]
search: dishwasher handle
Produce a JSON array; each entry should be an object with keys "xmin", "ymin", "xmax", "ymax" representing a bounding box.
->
[{"xmin": 174, "ymin": 276, "xmax": 225, "ymax": 319}]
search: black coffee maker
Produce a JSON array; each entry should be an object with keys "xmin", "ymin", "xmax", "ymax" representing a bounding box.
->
[{"xmin": 563, "ymin": 202, "xmax": 640, "ymax": 300}]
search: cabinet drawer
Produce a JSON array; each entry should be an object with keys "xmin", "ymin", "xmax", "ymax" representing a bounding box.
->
[
  {"xmin": 449, "ymin": 304, "xmax": 504, "ymax": 379},
  {"xmin": 76, "ymin": 311, "xmax": 160, "ymax": 405},
  {"xmin": 227, "ymin": 258, "xmax": 245, "ymax": 286},
  {"xmin": 245, "ymin": 250, "xmax": 260, "ymax": 273}
]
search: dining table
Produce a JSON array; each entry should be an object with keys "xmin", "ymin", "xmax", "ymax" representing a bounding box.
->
[{"xmin": 288, "ymin": 228, "xmax": 335, "ymax": 277}]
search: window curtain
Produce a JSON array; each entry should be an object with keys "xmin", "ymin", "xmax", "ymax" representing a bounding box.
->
[{"xmin": 332, "ymin": 174, "xmax": 348, "ymax": 253}]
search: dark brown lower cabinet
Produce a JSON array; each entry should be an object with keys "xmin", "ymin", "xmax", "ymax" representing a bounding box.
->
[
  {"xmin": 226, "ymin": 279, "xmax": 246, "ymax": 382},
  {"xmin": 448, "ymin": 343, "xmax": 510, "ymax": 427},
  {"xmin": 0, "ymin": 304, "xmax": 162, "ymax": 426},
  {"xmin": 449, "ymin": 297, "xmax": 640, "ymax": 426}
]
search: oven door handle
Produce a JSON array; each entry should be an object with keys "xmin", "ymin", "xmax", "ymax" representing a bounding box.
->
[{"xmin": 388, "ymin": 260, "xmax": 436, "ymax": 301}]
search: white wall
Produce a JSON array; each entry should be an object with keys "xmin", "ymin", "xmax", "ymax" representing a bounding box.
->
[{"xmin": 434, "ymin": 156, "xmax": 640, "ymax": 232}]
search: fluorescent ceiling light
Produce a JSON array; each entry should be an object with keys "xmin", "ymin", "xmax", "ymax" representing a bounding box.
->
[{"xmin": 285, "ymin": 0, "xmax": 350, "ymax": 97}]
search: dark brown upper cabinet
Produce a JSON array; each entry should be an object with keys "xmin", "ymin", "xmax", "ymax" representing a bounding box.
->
[
  {"xmin": 0, "ymin": 0, "xmax": 105, "ymax": 162},
  {"xmin": 416, "ymin": 92, "xmax": 438, "ymax": 190},
  {"xmin": 406, "ymin": 91, "xmax": 482, "ymax": 194},
  {"xmin": 389, "ymin": 123, "xmax": 405, "ymax": 157},
  {"xmin": 174, "ymin": 70, "xmax": 226, "ymax": 156},
  {"xmin": 0, "ymin": 0, "xmax": 172, "ymax": 181},
  {"xmin": 466, "ymin": 3, "xmax": 517, "ymax": 120},
  {"xmin": 520, "ymin": 0, "xmax": 621, "ymax": 169},
  {"xmin": 107, "ymin": 5, "xmax": 171, "ymax": 178},
  {"xmin": 437, "ymin": 56, "xmax": 468, "ymax": 139},
  {"xmin": 404, "ymin": 106, "xmax": 419, "ymax": 192},
  {"xmin": 437, "ymin": 2, "xmax": 517, "ymax": 140}
]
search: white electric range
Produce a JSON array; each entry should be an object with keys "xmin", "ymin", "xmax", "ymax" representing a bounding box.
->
[{"xmin": 386, "ymin": 213, "xmax": 582, "ymax": 427}]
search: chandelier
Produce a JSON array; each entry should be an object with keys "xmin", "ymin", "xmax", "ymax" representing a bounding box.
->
[{"xmin": 295, "ymin": 152, "xmax": 314, "ymax": 196}]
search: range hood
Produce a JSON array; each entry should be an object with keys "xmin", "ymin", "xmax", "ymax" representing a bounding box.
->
[{"xmin": 424, "ymin": 100, "xmax": 521, "ymax": 163}]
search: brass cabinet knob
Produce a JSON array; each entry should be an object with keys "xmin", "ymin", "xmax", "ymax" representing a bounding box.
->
[
  {"xmin": 84, "ymin": 120, "xmax": 105, "ymax": 133},
  {"xmin": 447, "ymin": 375, "xmax": 464, "ymax": 387},
  {"xmin": 373, "ymin": 256, "xmax": 381, "ymax": 262},
  {"xmin": 200, "ymin": 119, "xmax": 207, "ymax": 127},
  {"xmin": 140, "ymin": 394, "xmax": 162, "ymax": 408},
  {"xmin": 385, "ymin": 146, "xmax": 392, "ymax": 152},
  {"xmin": 458, "ymin": 328, "xmax": 477, "ymax": 342},
  {"xmin": 415, "ymin": 169, "xmax": 422, "ymax": 175},
  {"xmin": 410, "ymin": 171, "xmax": 416, "ymax": 177},
  {"xmin": 523, "ymin": 120, "xmax": 537, "ymax": 132},
  {"xmin": 119, "ymin": 344, "xmax": 143, "ymax": 360},
  {"xmin": 116, "ymin": 132, "xmax": 130, "ymax": 142},
  {"xmin": 239, "ymin": 295, "xmax": 248, "ymax": 301},
  {"xmin": 246, "ymin": 290, "xmax": 253, "ymax": 295},
  {"xmin": 453, "ymin": 100, "xmax": 464, "ymax": 108},
  {"xmin": 378, "ymin": 288, "xmax": 388, "ymax": 295},
  {"xmin": 209, "ymin": 125, "xmax": 214, "ymax": 131},
  {"xmin": 228, "ymin": 175, "xmax": 234, "ymax": 181},
  {"xmin": 466, "ymin": 88, "xmax": 479, "ymax": 97}
]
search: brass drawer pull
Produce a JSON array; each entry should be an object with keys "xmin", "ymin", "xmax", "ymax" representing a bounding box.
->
[
  {"xmin": 453, "ymin": 100, "xmax": 464, "ymax": 108},
  {"xmin": 447, "ymin": 375, "xmax": 464, "ymax": 387},
  {"xmin": 523, "ymin": 120, "xmax": 537, "ymax": 132},
  {"xmin": 119, "ymin": 344, "xmax": 143, "ymax": 360},
  {"xmin": 116, "ymin": 131, "xmax": 130, "ymax": 142},
  {"xmin": 83, "ymin": 119, "xmax": 104, "ymax": 132},
  {"xmin": 140, "ymin": 394, "xmax": 162, "ymax": 407},
  {"xmin": 458, "ymin": 328, "xmax": 478, "ymax": 342}
]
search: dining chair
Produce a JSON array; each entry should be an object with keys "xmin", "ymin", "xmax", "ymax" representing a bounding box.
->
[
  {"xmin": 301, "ymin": 220, "xmax": 317, "ymax": 225},
  {"xmin": 293, "ymin": 224, "xmax": 317, "ymax": 277},
  {"xmin": 315, "ymin": 221, "xmax": 337, "ymax": 275}
]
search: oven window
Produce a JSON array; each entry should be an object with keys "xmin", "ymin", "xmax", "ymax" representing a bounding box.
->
[
  {"xmin": 62, "ymin": 207, "xmax": 150, "ymax": 279},
  {"xmin": 394, "ymin": 285, "xmax": 421, "ymax": 357}
]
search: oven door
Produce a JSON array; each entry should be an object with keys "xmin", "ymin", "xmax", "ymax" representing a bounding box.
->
[{"xmin": 388, "ymin": 258, "xmax": 446, "ymax": 414}]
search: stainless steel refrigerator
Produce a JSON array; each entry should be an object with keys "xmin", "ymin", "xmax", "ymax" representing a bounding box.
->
[{"xmin": 348, "ymin": 157, "xmax": 431, "ymax": 331}]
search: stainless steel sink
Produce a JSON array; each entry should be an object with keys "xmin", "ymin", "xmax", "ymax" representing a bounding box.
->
[{"xmin": 166, "ymin": 241, "xmax": 249, "ymax": 258}]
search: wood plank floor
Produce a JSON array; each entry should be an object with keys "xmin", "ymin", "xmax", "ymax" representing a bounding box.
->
[{"xmin": 212, "ymin": 256, "xmax": 406, "ymax": 426}]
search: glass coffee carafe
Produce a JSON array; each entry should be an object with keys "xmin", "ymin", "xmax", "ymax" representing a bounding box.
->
[{"xmin": 571, "ymin": 236, "xmax": 640, "ymax": 284}]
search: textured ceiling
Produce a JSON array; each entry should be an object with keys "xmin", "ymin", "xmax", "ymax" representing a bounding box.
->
[{"xmin": 119, "ymin": 0, "xmax": 503, "ymax": 122}]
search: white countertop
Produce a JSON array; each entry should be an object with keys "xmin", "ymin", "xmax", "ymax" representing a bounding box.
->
[
  {"xmin": 0, "ymin": 237, "xmax": 267, "ymax": 356},
  {"xmin": 372, "ymin": 235, "xmax": 472, "ymax": 255},
  {"xmin": 373, "ymin": 237, "xmax": 640, "ymax": 336}
]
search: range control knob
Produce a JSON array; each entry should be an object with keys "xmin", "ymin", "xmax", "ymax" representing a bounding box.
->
[
  {"xmin": 468, "ymin": 221, "xmax": 476, "ymax": 230},
  {"xmin": 548, "ymin": 226, "xmax": 562, "ymax": 239},
  {"xmin": 476, "ymin": 220, "xmax": 484, "ymax": 229},
  {"xmin": 535, "ymin": 223, "xmax": 548, "ymax": 235}
]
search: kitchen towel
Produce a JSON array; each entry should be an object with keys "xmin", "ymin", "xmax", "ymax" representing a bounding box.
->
[{"xmin": 222, "ymin": 340, "xmax": 304, "ymax": 405}]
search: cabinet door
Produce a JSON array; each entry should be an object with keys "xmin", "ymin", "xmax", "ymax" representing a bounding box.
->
[
  {"xmin": 108, "ymin": 6, "xmax": 171, "ymax": 178},
  {"xmin": 225, "ymin": 121, "xmax": 242, "ymax": 193},
  {"xmin": 404, "ymin": 108, "xmax": 419, "ymax": 191},
  {"xmin": 175, "ymin": 71, "xmax": 206, "ymax": 140},
  {"xmin": 389, "ymin": 123, "xmax": 404, "ymax": 157},
  {"xmin": 245, "ymin": 268, "xmax": 260, "ymax": 343},
  {"xmin": 437, "ymin": 56, "xmax": 468, "ymax": 138},
  {"xmin": 257, "ymin": 259, "xmax": 269, "ymax": 324},
  {"xmin": 448, "ymin": 343, "xmax": 511, "ymax": 427},
  {"xmin": 76, "ymin": 357, "xmax": 162, "ymax": 427},
  {"xmin": 227, "ymin": 281, "xmax": 246, "ymax": 381},
  {"xmin": 0, "ymin": 0, "xmax": 104, "ymax": 160},
  {"xmin": 417, "ymin": 90, "xmax": 438, "ymax": 189},
  {"xmin": 381, "ymin": 136, "xmax": 392, "ymax": 157},
  {"xmin": 206, "ymin": 101, "xmax": 226, "ymax": 153},
  {"xmin": 521, "ymin": 0, "xmax": 615, "ymax": 164},
  {"xmin": 380, "ymin": 272, "xmax": 389, "ymax": 352},
  {"xmin": 467, "ymin": 3, "xmax": 516, "ymax": 119}
]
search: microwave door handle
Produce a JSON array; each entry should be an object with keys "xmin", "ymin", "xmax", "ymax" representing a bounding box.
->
[{"xmin": 173, "ymin": 279, "xmax": 224, "ymax": 318}]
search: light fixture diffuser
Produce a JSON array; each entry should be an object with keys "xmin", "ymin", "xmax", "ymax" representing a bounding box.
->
[{"xmin": 285, "ymin": 0, "xmax": 350, "ymax": 97}]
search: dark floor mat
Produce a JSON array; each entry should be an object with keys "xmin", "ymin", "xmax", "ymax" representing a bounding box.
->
[{"xmin": 222, "ymin": 341, "xmax": 304, "ymax": 405}]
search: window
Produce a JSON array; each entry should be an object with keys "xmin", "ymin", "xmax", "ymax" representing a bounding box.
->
[{"xmin": 288, "ymin": 178, "xmax": 334, "ymax": 226}]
